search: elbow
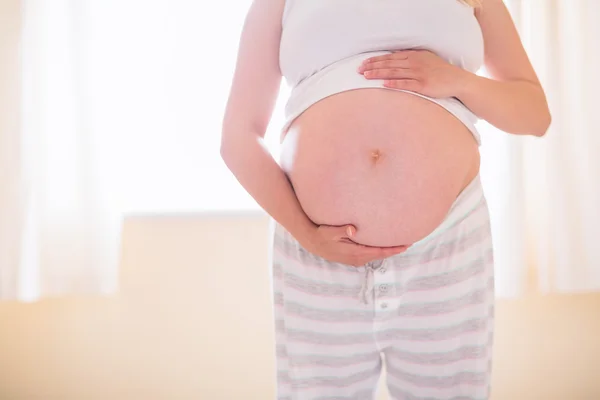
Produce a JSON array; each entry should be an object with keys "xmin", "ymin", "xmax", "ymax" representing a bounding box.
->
[
  {"xmin": 220, "ymin": 128, "xmax": 256, "ymax": 169},
  {"xmin": 220, "ymin": 131, "xmax": 237, "ymax": 167},
  {"xmin": 219, "ymin": 136, "xmax": 230, "ymax": 161},
  {"xmin": 531, "ymin": 91, "xmax": 552, "ymax": 137},
  {"xmin": 220, "ymin": 142, "xmax": 238, "ymax": 173},
  {"xmin": 531, "ymin": 108, "xmax": 552, "ymax": 137},
  {"xmin": 518, "ymin": 85, "xmax": 552, "ymax": 137}
]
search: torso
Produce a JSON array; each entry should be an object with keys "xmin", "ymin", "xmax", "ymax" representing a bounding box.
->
[
  {"xmin": 278, "ymin": 0, "xmax": 484, "ymax": 247},
  {"xmin": 280, "ymin": 89, "xmax": 480, "ymax": 247}
]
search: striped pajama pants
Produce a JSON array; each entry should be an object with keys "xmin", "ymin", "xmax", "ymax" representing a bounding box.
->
[{"xmin": 270, "ymin": 174, "xmax": 495, "ymax": 400}]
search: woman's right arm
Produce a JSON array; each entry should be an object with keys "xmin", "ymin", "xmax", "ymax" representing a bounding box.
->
[
  {"xmin": 220, "ymin": 0, "xmax": 408, "ymax": 265},
  {"xmin": 220, "ymin": 0, "xmax": 317, "ymax": 243}
]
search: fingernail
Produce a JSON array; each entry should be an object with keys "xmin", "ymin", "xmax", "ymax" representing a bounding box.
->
[{"xmin": 346, "ymin": 226, "xmax": 354, "ymax": 237}]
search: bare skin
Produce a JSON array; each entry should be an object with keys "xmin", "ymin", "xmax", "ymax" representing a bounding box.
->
[
  {"xmin": 220, "ymin": 0, "xmax": 550, "ymax": 266},
  {"xmin": 279, "ymin": 89, "xmax": 480, "ymax": 247}
]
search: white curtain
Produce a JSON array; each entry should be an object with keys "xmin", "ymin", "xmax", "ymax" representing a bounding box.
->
[
  {"xmin": 1, "ymin": 0, "xmax": 269, "ymax": 301},
  {"xmin": 1, "ymin": 0, "xmax": 122, "ymax": 301},
  {"xmin": 2, "ymin": 0, "xmax": 598, "ymax": 301},
  {"xmin": 480, "ymin": 0, "xmax": 600, "ymax": 296}
]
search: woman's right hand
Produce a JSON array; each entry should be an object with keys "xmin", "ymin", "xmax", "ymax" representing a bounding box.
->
[{"xmin": 301, "ymin": 225, "xmax": 409, "ymax": 267}]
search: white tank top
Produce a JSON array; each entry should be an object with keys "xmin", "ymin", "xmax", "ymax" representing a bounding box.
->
[{"xmin": 279, "ymin": 0, "xmax": 485, "ymax": 144}]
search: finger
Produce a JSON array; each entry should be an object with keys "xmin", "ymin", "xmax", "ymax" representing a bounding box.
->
[
  {"xmin": 383, "ymin": 79, "xmax": 422, "ymax": 92},
  {"xmin": 362, "ymin": 51, "xmax": 411, "ymax": 65},
  {"xmin": 324, "ymin": 224, "xmax": 356, "ymax": 240},
  {"xmin": 379, "ymin": 245, "xmax": 409, "ymax": 257},
  {"xmin": 339, "ymin": 239, "xmax": 376, "ymax": 249},
  {"xmin": 339, "ymin": 237, "xmax": 359, "ymax": 245},
  {"xmin": 355, "ymin": 244, "xmax": 407, "ymax": 258},
  {"xmin": 346, "ymin": 225, "xmax": 357, "ymax": 238},
  {"xmin": 363, "ymin": 68, "xmax": 416, "ymax": 80},
  {"xmin": 339, "ymin": 238, "xmax": 392, "ymax": 250},
  {"xmin": 359, "ymin": 59, "xmax": 410, "ymax": 73}
]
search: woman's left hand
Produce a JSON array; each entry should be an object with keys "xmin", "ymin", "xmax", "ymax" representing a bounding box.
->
[{"xmin": 358, "ymin": 50, "xmax": 471, "ymax": 99}]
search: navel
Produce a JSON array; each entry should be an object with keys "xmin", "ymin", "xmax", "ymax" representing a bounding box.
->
[{"xmin": 370, "ymin": 149, "xmax": 383, "ymax": 164}]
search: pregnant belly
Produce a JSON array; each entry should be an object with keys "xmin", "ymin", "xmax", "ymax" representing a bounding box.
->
[{"xmin": 280, "ymin": 88, "xmax": 480, "ymax": 247}]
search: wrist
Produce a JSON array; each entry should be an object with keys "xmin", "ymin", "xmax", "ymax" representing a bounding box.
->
[
  {"xmin": 453, "ymin": 67, "xmax": 478, "ymax": 100},
  {"xmin": 289, "ymin": 217, "xmax": 318, "ymax": 248}
]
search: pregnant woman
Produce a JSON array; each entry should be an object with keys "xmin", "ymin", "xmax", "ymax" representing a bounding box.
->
[{"xmin": 221, "ymin": 0, "xmax": 551, "ymax": 398}]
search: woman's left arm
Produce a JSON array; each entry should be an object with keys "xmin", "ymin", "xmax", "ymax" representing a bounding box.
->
[
  {"xmin": 359, "ymin": 0, "xmax": 551, "ymax": 137},
  {"xmin": 458, "ymin": 0, "xmax": 551, "ymax": 136}
]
